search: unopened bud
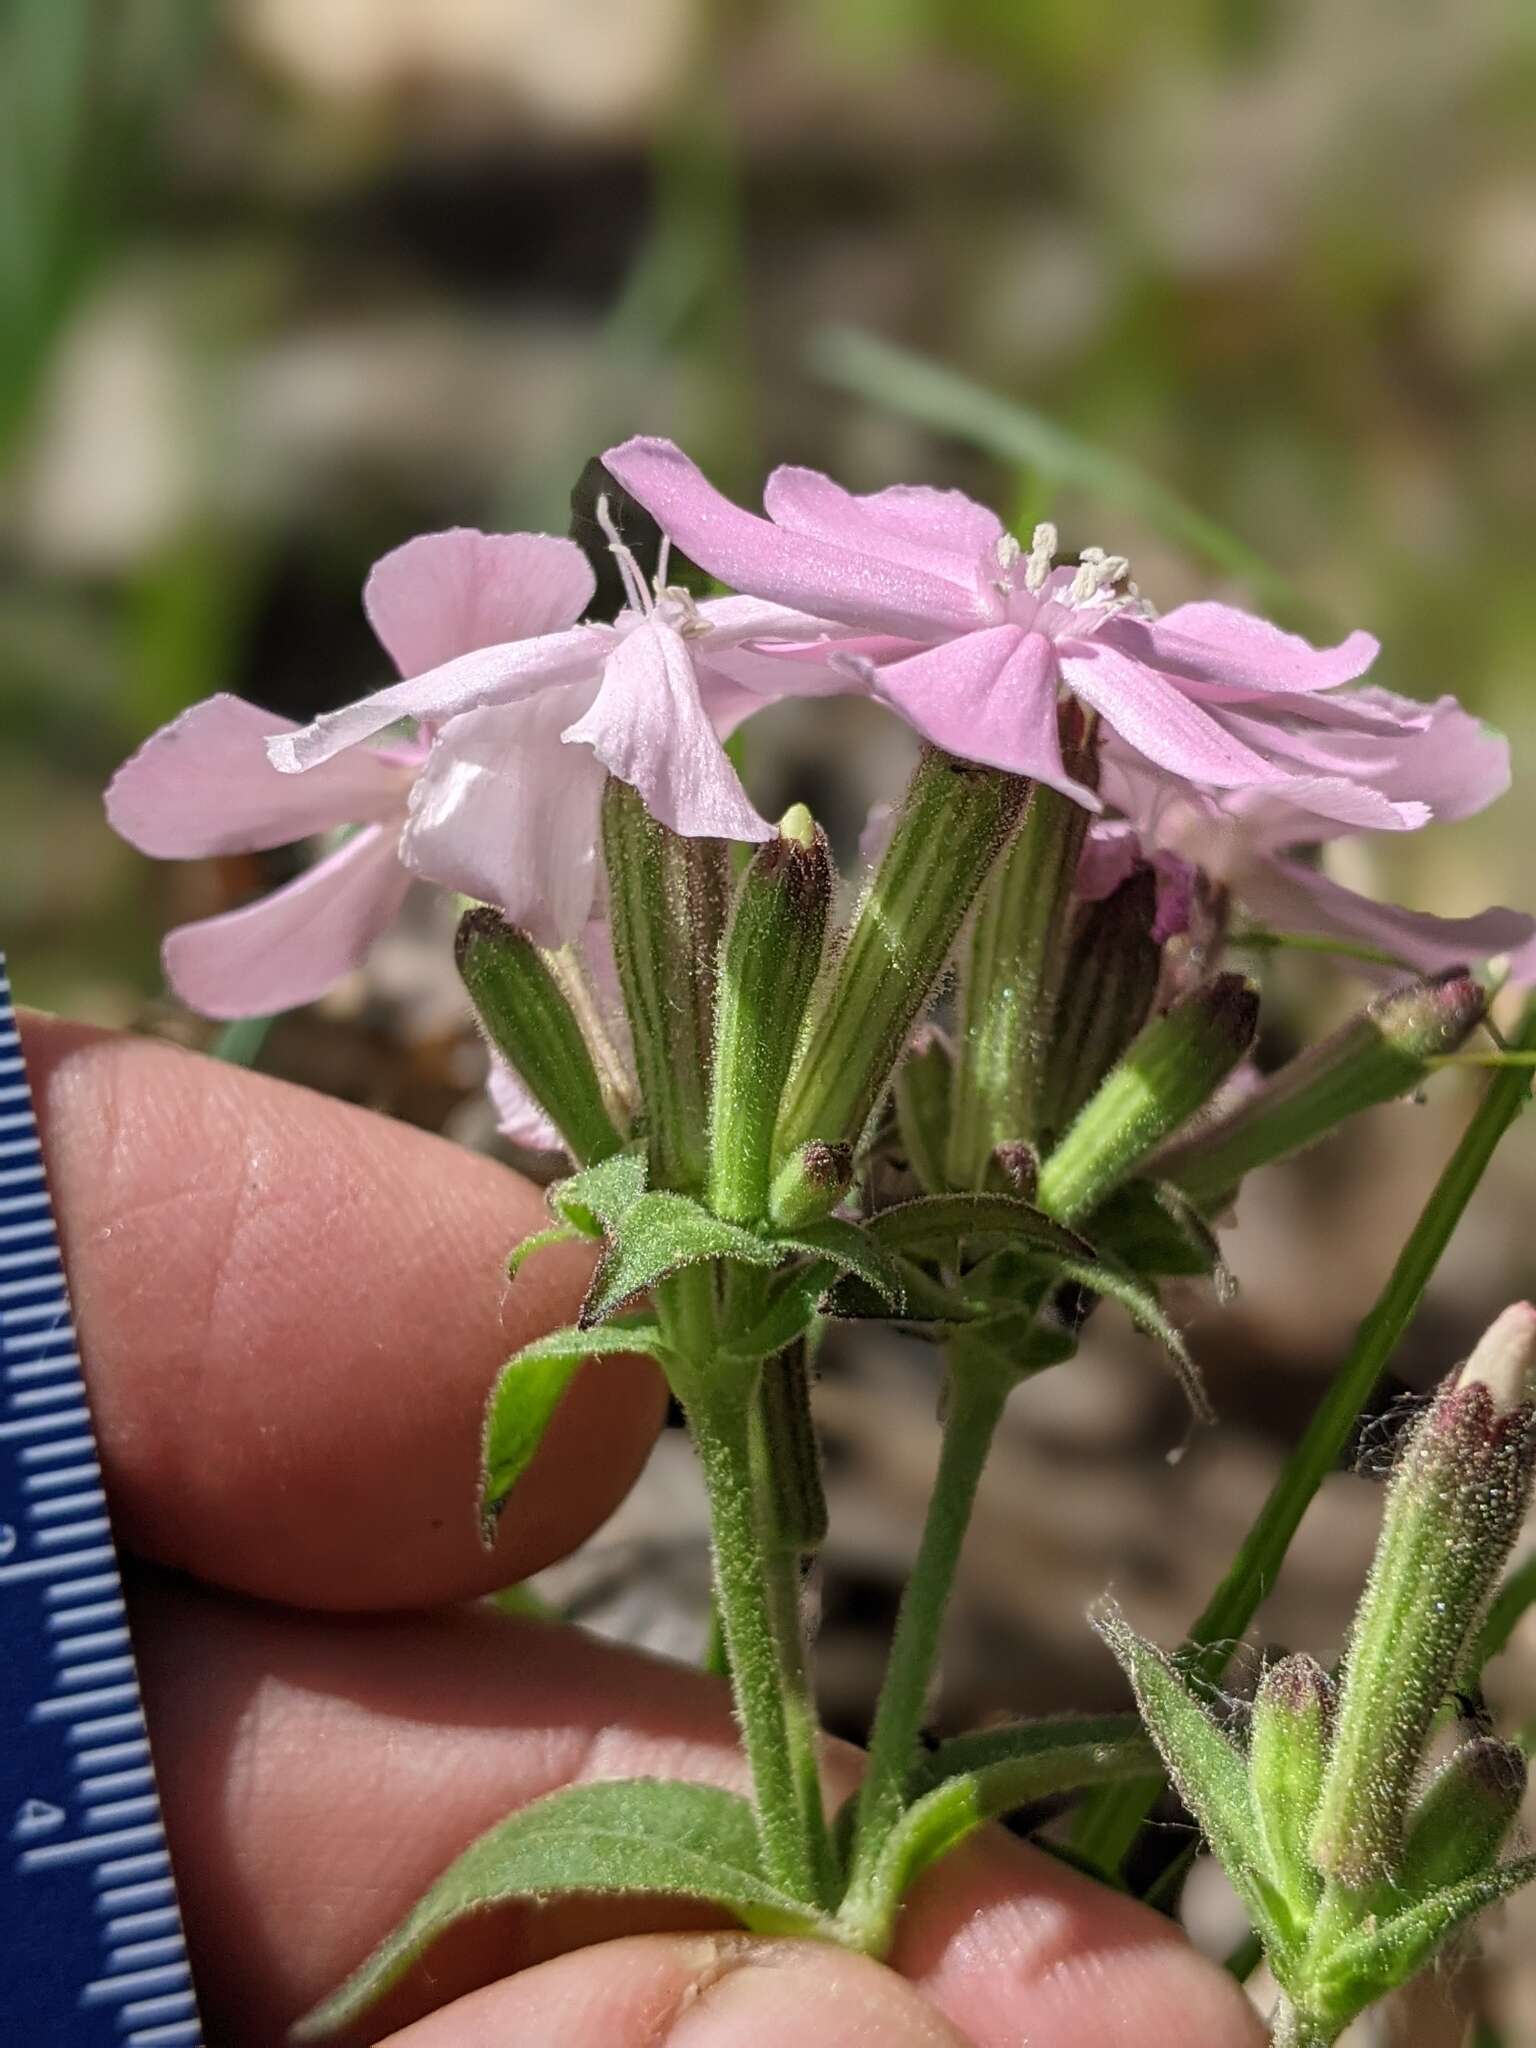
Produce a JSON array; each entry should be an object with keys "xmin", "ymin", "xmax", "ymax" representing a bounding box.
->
[
  {"xmin": 992, "ymin": 1140, "xmax": 1039, "ymax": 1200},
  {"xmin": 1035, "ymin": 974, "xmax": 1260, "ymax": 1227},
  {"xmin": 708, "ymin": 813, "xmax": 834, "ymax": 1223},
  {"xmin": 1311, "ymin": 1304, "xmax": 1536, "ymax": 1888},
  {"xmin": 893, "ymin": 1028, "xmax": 953, "ymax": 1194},
  {"xmin": 1396, "ymin": 1737, "xmax": 1528, "ymax": 1899},
  {"xmin": 769, "ymin": 1140, "xmax": 854, "ymax": 1229},
  {"xmin": 1158, "ymin": 970, "xmax": 1486, "ymax": 1211},
  {"xmin": 456, "ymin": 907, "xmax": 624, "ymax": 1167},
  {"xmin": 1249, "ymin": 1654, "xmax": 1332, "ymax": 1922},
  {"xmin": 1043, "ymin": 866, "xmax": 1162, "ymax": 1137},
  {"xmin": 775, "ymin": 750, "xmax": 1030, "ymax": 1180}
]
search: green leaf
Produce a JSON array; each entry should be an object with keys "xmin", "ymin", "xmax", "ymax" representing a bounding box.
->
[
  {"xmin": 292, "ymin": 1779, "xmax": 827, "ymax": 2040},
  {"xmin": 480, "ymin": 1321, "xmax": 673, "ymax": 1538},
  {"xmin": 837, "ymin": 1726, "xmax": 1158, "ymax": 1957},
  {"xmin": 1048, "ymin": 1256, "xmax": 1211, "ymax": 1422},
  {"xmin": 914, "ymin": 1713, "xmax": 1146, "ymax": 1794},
  {"xmin": 1087, "ymin": 1181, "xmax": 1222, "ymax": 1279},
  {"xmin": 722, "ymin": 1264, "xmax": 834, "ymax": 1364},
  {"xmin": 506, "ymin": 1222, "xmax": 581, "ymax": 1279},
  {"xmin": 1093, "ymin": 1605, "xmax": 1297, "ymax": 1967},
  {"xmin": 550, "ymin": 1148, "xmax": 649, "ymax": 1238},
  {"xmin": 772, "ymin": 1216, "xmax": 906, "ymax": 1307},
  {"xmin": 582, "ymin": 1191, "xmax": 783, "ymax": 1325},
  {"xmin": 947, "ymin": 1309, "xmax": 1078, "ymax": 1380},
  {"xmin": 893, "ymin": 1030, "xmax": 953, "ymax": 1193},
  {"xmin": 1313, "ymin": 1855, "xmax": 1536, "ymax": 2027},
  {"xmin": 866, "ymin": 1193, "xmax": 1087, "ymax": 1266}
]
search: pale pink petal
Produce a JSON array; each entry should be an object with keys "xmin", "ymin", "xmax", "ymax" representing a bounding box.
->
[
  {"xmin": 692, "ymin": 595, "xmax": 844, "ymax": 645},
  {"xmin": 267, "ymin": 628, "xmax": 601, "ymax": 773},
  {"xmin": 1059, "ymin": 641, "xmax": 1293, "ymax": 788},
  {"xmin": 764, "ymin": 467, "xmax": 989, "ymax": 588},
  {"xmin": 401, "ymin": 686, "xmax": 606, "ymax": 947},
  {"xmin": 602, "ymin": 437, "xmax": 987, "ymax": 639},
  {"xmin": 1076, "ymin": 822, "xmax": 1144, "ymax": 901},
  {"xmin": 487, "ymin": 1056, "xmax": 562, "ymax": 1153},
  {"xmin": 1359, "ymin": 692, "xmax": 1511, "ymax": 821},
  {"xmin": 694, "ymin": 665, "xmax": 768, "ymax": 742},
  {"xmin": 1239, "ymin": 856, "xmax": 1536, "ymax": 978},
  {"xmin": 562, "ymin": 616, "xmax": 773, "ymax": 843},
  {"xmin": 854, "ymin": 482, "xmax": 1005, "ymax": 561},
  {"xmin": 1206, "ymin": 770, "xmax": 1428, "ymax": 838},
  {"xmin": 1136, "ymin": 603, "xmax": 1379, "ymax": 694},
  {"xmin": 366, "ymin": 529, "xmax": 595, "ymax": 675},
  {"xmin": 161, "ymin": 825, "xmax": 411, "ymax": 1019},
  {"xmin": 875, "ymin": 627, "xmax": 1098, "ymax": 801},
  {"xmin": 107, "ymin": 694, "xmax": 407, "ymax": 857}
]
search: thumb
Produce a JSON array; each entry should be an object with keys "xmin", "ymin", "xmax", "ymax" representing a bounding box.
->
[{"xmin": 377, "ymin": 1932, "xmax": 970, "ymax": 2047}]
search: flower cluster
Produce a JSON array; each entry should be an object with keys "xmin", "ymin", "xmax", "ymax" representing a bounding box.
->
[{"xmin": 108, "ymin": 439, "xmax": 1533, "ymax": 1032}]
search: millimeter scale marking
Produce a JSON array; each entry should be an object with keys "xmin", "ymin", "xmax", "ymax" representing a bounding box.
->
[{"xmin": 0, "ymin": 958, "xmax": 204, "ymax": 2046}]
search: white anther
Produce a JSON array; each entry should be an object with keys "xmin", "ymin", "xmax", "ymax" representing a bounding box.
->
[
  {"xmin": 995, "ymin": 533, "xmax": 1021, "ymax": 571},
  {"xmin": 1023, "ymin": 522, "xmax": 1058, "ymax": 594}
]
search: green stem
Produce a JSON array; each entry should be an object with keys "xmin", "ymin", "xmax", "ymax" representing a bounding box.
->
[
  {"xmin": 686, "ymin": 1374, "xmax": 822, "ymax": 1908},
  {"xmin": 1269, "ymin": 1996, "xmax": 1337, "ymax": 2048},
  {"xmin": 1072, "ymin": 995, "xmax": 1536, "ymax": 1879},
  {"xmin": 848, "ymin": 1363, "xmax": 1011, "ymax": 1890}
]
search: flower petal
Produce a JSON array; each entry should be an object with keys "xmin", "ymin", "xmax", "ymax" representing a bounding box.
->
[
  {"xmin": 1060, "ymin": 640, "xmax": 1293, "ymax": 788},
  {"xmin": 875, "ymin": 627, "xmax": 1098, "ymax": 801},
  {"xmin": 1076, "ymin": 821, "xmax": 1144, "ymax": 901},
  {"xmin": 764, "ymin": 467, "xmax": 992, "ymax": 587},
  {"xmin": 161, "ymin": 825, "xmax": 411, "ymax": 1019},
  {"xmin": 366, "ymin": 529, "xmax": 595, "ymax": 675},
  {"xmin": 107, "ymin": 694, "xmax": 408, "ymax": 857},
  {"xmin": 268, "ymin": 629, "xmax": 601, "ymax": 773},
  {"xmin": 400, "ymin": 687, "xmax": 606, "ymax": 947},
  {"xmin": 562, "ymin": 616, "xmax": 773, "ymax": 843},
  {"xmin": 855, "ymin": 482, "xmax": 1006, "ymax": 561},
  {"xmin": 1135, "ymin": 603, "xmax": 1379, "ymax": 694},
  {"xmin": 487, "ymin": 1056, "xmax": 562, "ymax": 1153},
  {"xmin": 1240, "ymin": 856, "xmax": 1536, "ymax": 980},
  {"xmin": 602, "ymin": 437, "xmax": 987, "ymax": 638},
  {"xmin": 1359, "ymin": 692, "xmax": 1511, "ymax": 822}
]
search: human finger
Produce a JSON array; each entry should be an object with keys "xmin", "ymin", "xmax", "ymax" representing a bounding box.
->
[{"xmin": 23, "ymin": 1013, "xmax": 666, "ymax": 1609}]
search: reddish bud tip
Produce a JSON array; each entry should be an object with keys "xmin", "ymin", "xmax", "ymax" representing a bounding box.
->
[{"xmin": 1372, "ymin": 968, "xmax": 1486, "ymax": 1058}]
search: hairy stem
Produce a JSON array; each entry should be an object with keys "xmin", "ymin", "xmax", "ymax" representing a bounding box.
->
[{"xmin": 848, "ymin": 1363, "xmax": 1011, "ymax": 1890}]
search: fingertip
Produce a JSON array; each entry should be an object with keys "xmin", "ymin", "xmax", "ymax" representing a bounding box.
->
[
  {"xmin": 376, "ymin": 1935, "xmax": 971, "ymax": 2048},
  {"xmin": 21, "ymin": 1012, "xmax": 667, "ymax": 1608},
  {"xmin": 893, "ymin": 1836, "xmax": 1266, "ymax": 2048}
]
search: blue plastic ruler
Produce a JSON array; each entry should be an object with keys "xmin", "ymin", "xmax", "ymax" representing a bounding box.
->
[{"xmin": 0, "ymin": 955, "xmax": 204, "ymax": 2045}]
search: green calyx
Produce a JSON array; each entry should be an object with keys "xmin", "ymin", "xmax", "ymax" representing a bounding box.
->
[
  {"xmin": 1035, "ymin": 972, "xmax": 1260, "ymax": 1227},
  {"xmin": 774, "ymin": 748, "xmax": 1029, "ymax": 1182},
  {"xmin": 1157, "ymin": 969, "xmax": 1487, "ymax": 1211},
  {"xmin": 455, "ymin": 907, "xmax": 626, "ymax": 1166}
]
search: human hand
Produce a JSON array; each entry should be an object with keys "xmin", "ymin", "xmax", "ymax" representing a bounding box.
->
[{"xmin": 26, "ymin": 1014, "xmax": 1264, "ymax": 2047}]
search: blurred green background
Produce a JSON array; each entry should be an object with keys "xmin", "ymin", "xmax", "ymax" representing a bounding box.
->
[{"xmin": 3, "ymin": 0, "xmax": 1533, "ymax": 1018}]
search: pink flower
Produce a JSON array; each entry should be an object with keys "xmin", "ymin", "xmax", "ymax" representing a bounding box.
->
[
  {"xmin": 269, "ymin": 515, "xmax": 837, "ymax": 947},
  {"xmin": 106, "ymin": 529, "xmax": 596, "ymax": 1017},
  {"xmin": 1085, "ymin": 695, "xmax": 1536, "ymax": 982},
  {"xmin": 601, "ymin": 437, "xmax": 1414, "ymax": 814}
]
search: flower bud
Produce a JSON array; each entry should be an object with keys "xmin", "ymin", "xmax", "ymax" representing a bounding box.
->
[
  {"xmin": 1395, "ymin": 1737, "xmax": 1528, "ymax": 1899},
  {"xmin": 1035, "ymin": 974, "xmax": 1260, "ymax": 1227},
  {"xmin": 1249, "ymin": 1654, "xmax": 1332, "ymax": 1923},
  {"xmin": 1310, "ymin": 1304, "xmax": 1536, "ymax": 1888},
  {"xmin": 769, "ymin": 1140, "xmax": 854, "ymax": 1230},
  {"xmin": 709, "ymin": 809, "xmax": 833, "ymax": 1224},
  {"xmin": 774, "ymin": 749, "xmax": 1030, "ymax": 1186},
  {"xmin": 455, "ymin": 907, "xmax": 624, "ymax": 1166},
  {"xmin": 1042, "ymin": 865, "xmax": 1162, "ymax": 1139},
  {"xmin": 946, "ymin": 739, "xmax": 1097, "ymax": 1188},
  {"xmin": 892, "ymin": 1027, "xmax": 953, "ymax": 1194},
  {"xmin": 603, "ymin": 778, "xmax": 731, "ymax": 1193},
  {"xmin": 1157, "ymin": 970, "xmax": 1486, "ymax": 1212}
]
